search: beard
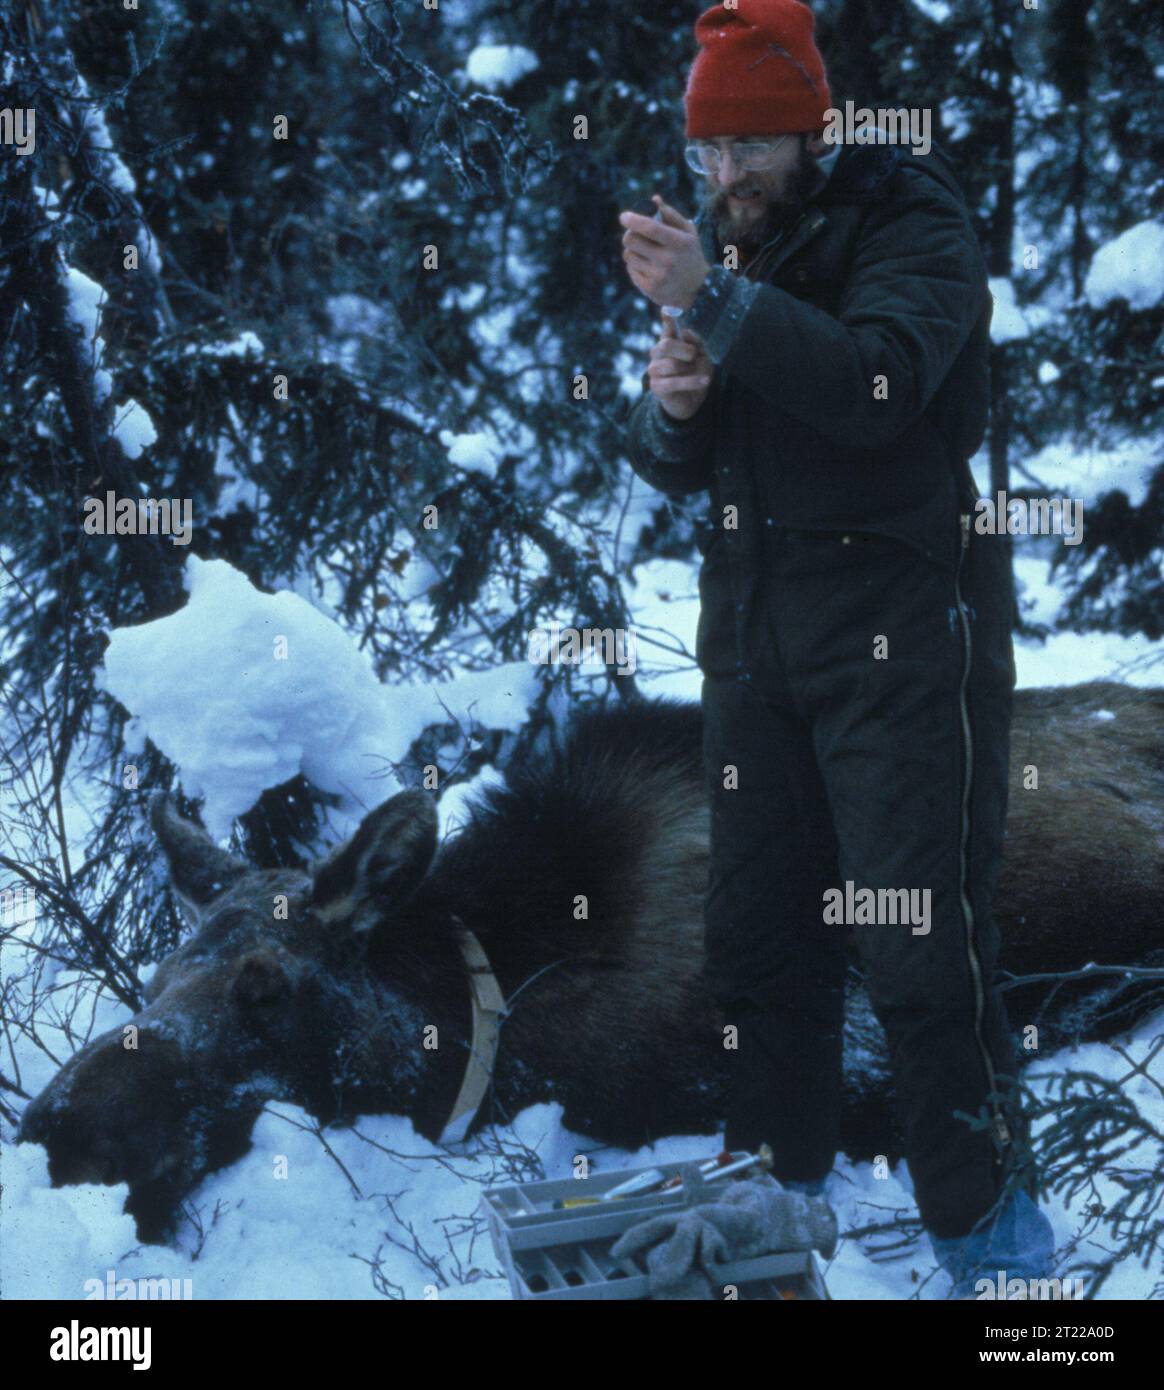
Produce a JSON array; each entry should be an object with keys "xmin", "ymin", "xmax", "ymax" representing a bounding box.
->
[{"xmin": 701, "ymin": 137, "xmax": 820, "ymax": 263}]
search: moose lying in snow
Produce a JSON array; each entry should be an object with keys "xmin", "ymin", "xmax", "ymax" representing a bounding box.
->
[{"xmin": 20, "ymin": 680, "xmax": 1164, "ymax": 1242}]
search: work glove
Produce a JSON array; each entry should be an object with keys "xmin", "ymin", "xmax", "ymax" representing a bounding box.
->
[{"xmin": 610, "ymin": 1168, "xmax": 837, "ymax": 1300}]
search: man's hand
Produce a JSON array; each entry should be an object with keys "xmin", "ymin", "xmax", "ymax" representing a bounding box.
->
[
  {"xmin": 647, "ymin": 315, "xmax": 714, "ymax": 420},
  {"xmin": 619, "ymin": 195, "xmax": 710, "ymax": 311}
]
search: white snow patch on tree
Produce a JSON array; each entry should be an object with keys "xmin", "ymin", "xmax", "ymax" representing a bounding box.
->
[
  {"xmin": 1085, "ymin": 222, "xmax": 1164, "ymax": 311},
  {"xmin": 939, "ymin": 96, "xmax": 970, "ymax": 141},
  {"xmin": 64, "ymin": 268, "xmax": 105, "ymax": 342},
  {"xmin": 464, "ymin": 44, "xmax": 539, "ymax": 91},
  {"xmin": 211, "ymin": 331, "xmax": 264, "ymax": 358},
  {"xmin": 185, "ymin": 331, "xmax": 266, "ymax": 360},
  {"xmin": 440, "ymin": 428, "xmax": 502, "ymax": 477},
  {"xmin": 397, "ymin": 551, "xmax": 442, "ymax": 602},
  {"xmin": 82, "ymin": 107, "xmax": 138, "ymax": 196},
  {"xmin": 112, "ymin": 399, "xmax": 158, "ymax": 460},
  {"xmin": 326, "ymin": 293, "xmax": 390, "ymax": 336},
  {"xmin": 99, "ymin": 556, "xmax": 539, "ymax": 839},
  {"xmin": 988, "ymin": 278, "xmax": 1029, "ymax": 343},
  {"xmin": 64, "ymin": 267, "xmax": 115, "ymax": 402}
]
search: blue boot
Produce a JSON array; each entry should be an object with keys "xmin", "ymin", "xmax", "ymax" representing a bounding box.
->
[
  {"xmin": 928, "ymin": 1188, "xmax": 1056, "ymax": 1298},
  {"xmin": 781, "ymin": 1176, "xmax": 829, "ymax": 1198}
]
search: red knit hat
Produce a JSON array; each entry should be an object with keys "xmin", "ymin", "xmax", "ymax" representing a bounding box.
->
[{"xmin": 684, "ymin": 0, "xmax": 832, "ymax": 139}]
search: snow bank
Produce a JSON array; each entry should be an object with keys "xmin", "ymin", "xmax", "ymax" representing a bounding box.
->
[
  {"xmin": 7, "ymin": 1015, "xmax": 1161, "ymax": 1299},
  {"xmin": 1, "ymin": 1143, "xmax": 143, "ymax": 1300},
  {"xmin": 99, "ymin": 556, "xmax": 540, "ymax": 839},
  {"xmin": 1085, "ymin": 221, "xmax": 1164, "ymax": 311}
]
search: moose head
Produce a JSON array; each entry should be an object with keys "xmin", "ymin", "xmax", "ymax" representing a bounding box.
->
[{"xmin": 19, "ymin": 790, "xmax": 453, "ymax": 1241}]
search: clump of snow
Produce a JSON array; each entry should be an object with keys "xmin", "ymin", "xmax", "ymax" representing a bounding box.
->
[
  {"xmin": 616, "ymin": 342, "xmax": 651, "ymax": 399},
  {"xmin": 440, "ymin": 429, "xmax": 502, "ymax": 478},
  {"xmin": 322, "ymin": 294, "xmax": 400, "ymax": 371},
  {"xmin": 185, "ymin": 331, "xmax": 266, "ymax": 360},
  {"xmin": 325, "ymin": 293, "xmax": 389, "ymax": 337},
  {"xmin": 440, "ymin": 283, "xmax": 486, "ymax": 313},
  {"xmin": 98, "ymin": 557, "xmax": 539, "ymax": 839},
  {"xmin": 939, "ymin": 95, "xmax": 970, "ymax": 141},
  {"xmin": 464, "ymin": 44, "xmax": 538, "ymax": 91},
  {"xmin": 396, "ymin": 550, "xmax": 442, "ymax": 602},
  {"xmin": 64, "ymin": 267, "xmax": 116, "ymax": 402},
  {"xmin": 112, "ymin": 399, "xmax": 158, "ymax": 460},
  {"xmin": 34, "ymin": 182, "xmax": 62, "ymax": 222},
  {"xmin": 1085, "ymin": 222, "xmax": 1164, "ymax": 311},
  {"xmin": 83, "ymin": 107, "xmax": 137, "ymax": 197},
  {"xmin": 1, "ymin": 1143, "xmax": 143, "ymax": 1299},
  {"xmin": 989, "ymin": 278, "xmax": 1029, "ymax": 343},
  {"xmin": 65, "ymin": 268, "xmax": 106, "ymax": 343}
]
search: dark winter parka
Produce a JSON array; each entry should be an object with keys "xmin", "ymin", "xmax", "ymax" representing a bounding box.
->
[{"xmin": 625, "ymin": 136, "xmax": 993, "ymax": 583}]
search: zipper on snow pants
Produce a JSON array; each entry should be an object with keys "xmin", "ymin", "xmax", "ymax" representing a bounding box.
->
[{"xmin": 955, "ymin": 512, "xmax": 1013, "ymax": 1163}]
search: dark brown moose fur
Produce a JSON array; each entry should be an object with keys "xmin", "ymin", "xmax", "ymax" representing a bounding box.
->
[{"xmin": 20, "ymin": 680, "xmax": 1164, "ymax": 1242}]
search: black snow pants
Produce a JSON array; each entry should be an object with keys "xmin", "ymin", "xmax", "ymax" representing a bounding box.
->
[{"xmin": 699, "ymin": 511, "xmax": 1022, "ymax": 1240}]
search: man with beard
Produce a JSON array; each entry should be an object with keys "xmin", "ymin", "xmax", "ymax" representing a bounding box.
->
[
  {"xmin": 701, "ymin": 128, "xmax": 826, "ymax": 266},
  {"xmin": 619, "ymin": 0, "xmax": 1055, "ymax": 1298}
]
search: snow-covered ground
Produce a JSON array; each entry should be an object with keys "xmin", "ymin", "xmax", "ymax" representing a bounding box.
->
[
  {"xmin": 3, "ymin": 1023, "xmax": 1159, "ymax": 1300},
  {"xmin": 2, "ymin": 450, "xmax": 1160, "ymax": 1300}
]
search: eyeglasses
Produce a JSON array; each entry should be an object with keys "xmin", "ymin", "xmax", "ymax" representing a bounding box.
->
[{"xmin": 684, "ymin": 136, "xmax": 794, "ymax": 175}]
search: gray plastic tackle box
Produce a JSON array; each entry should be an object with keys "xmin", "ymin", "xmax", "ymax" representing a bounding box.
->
[{"xmin": 481, "ymin": 1152, "xmax": 830, "ymax": 1301}]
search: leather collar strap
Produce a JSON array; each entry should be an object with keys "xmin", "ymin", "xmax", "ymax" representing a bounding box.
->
[{"xmin": 439, "ymin": 919, "xmax": 506, "ymax": 1144}]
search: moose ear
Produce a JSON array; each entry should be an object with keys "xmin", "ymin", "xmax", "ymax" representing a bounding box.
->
[
  {"xmin": 311, "ymin": 790, "xmax": 438, "ymax": 931},
  {"xmin": 149, "ymin": 793, "xmax": 249, "ymax": 919}
]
